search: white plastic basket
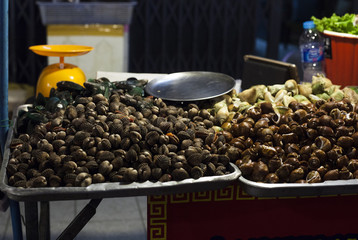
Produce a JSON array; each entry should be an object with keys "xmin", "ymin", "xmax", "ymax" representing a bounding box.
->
[{"xmin": 37, "ymin": 1, "xmax": 137, "ymax": 25}]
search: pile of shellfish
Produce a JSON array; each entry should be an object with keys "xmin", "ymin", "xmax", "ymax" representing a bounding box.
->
[
  {"xmin": 7, "ymin": 86, "xmax": 233, "ymax": 188},
  {"xmin": 232, "ymin": 99, "xmax": 358, "ymax": 183}
]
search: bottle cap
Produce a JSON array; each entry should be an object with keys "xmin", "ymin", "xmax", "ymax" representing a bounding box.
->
[{"xmin": 303, "ymin": 20, "xmax": 315, "ymax": 29}]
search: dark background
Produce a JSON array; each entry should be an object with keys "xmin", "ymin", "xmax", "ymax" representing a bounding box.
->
[{"xmin": 9, "ymin": 0, "xmax": 358, "ymax": 87}]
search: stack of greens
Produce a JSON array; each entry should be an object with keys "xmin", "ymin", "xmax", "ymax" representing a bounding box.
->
[{"xmin": 312, "ymin": 13, "xmax": 358, "ymax": 35}]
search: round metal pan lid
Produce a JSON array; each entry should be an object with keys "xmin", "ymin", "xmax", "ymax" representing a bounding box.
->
[{"xmin": 145, "ymin": 71, "xmax": 236, "ymax": 101}]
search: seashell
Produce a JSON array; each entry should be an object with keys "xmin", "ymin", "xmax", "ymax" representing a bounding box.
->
[
  {"xmin": 129, "ymin": 131, "xmax": 142, "ymax": 144},
  {"xmin": 97, "ymin": 138, "xmax": 112, "ymax": 151},
  {"xmin": 96, "ymin": 102, "xmax": 108, "ymax": 115},
  {"xmin": 187, "ymin": 152, "xmax": 203, "ymax": 166},
  {"xmin": 85, "ymin": 146, "xmax": 96, "ymax": 157},
  {"xmin": 156, "ymin": 134, "xmax": 168, "ymax": 145},
  {"xmin": 218, "ymin": 154, "xmax": 230, "ymax": 166},
  {"xmin": 159, "ymin": 173, "xmax": 172, "ymax": 182},
  {"xmin": 188, "ymin": 108, "xmax": 199, "ymax": 119},
  {"xmin": 63, "ymin": 161, "xmax": 77, "ymax": 173},
  {"xmin": 79, "ymin": 121, "xmax": 94, "ymax": 133},
  {"xmin": 204, "ymin": 132, "xmax": 218, "ymax": 146},
  {"xmin": 339, "ymin": 167, "xmax": 353, "ymax": 180},
  {"xmin": 190, "ymin": 166, "xmax": 204, "ymax": 179},
  {"xmin": 215, "ymin": 165, "xmax": 227, "ymax": 175},
  {"xmin": 159, "ymin": 121, "xmax": 174, "ymax": 133},
  {"xmin": 38, "ymin": 161, "xmax": 52, "ymax": 172},
  {"xmin": 174, "ymin": 120, "xmax": 187, "ymax": 133},
  {"xmin": 336, "ymin": 155, "xmax": 349, "ymax": 169},
  {"xmin": 343, "ymin": 112, "xmax": 357, "ymax": 126},
  {"xmin": 317, "ymin": 126, "xmax": 335, "ymax": 138},
  {"xmin": 32, "ymin": 150, "xmax": 49, "ymax": 163},
  {"xmin": 31, "ymin": 176, "xmax": 48, "ymax": 188},
  {"xmin": 55, "ymin": 131, "xmax": 67, "ymax": 140},
  {"xmin": 151, "ymin": 168, "xmax": 162, "ymax": 180},
  {"xmin": 41, "ymin": 168, "xmax": 55, "ymax": 178},
  {"xmin": 73, "ymin": 131, "xmax": 91, "ymax": 146},
  {"xmin": 6, "ymin": 164, "xmax": 18, "ymax": 176},
  {"xmin": 316, "ymin": 166, "xmax": 328, "ymax": 178},
  {"xmin": 52, "ymin": 139, "xmax": 65, "ymax": 152},
  {"xmin": 75, "ymin": 172, "xmax": 92, "ymax": 187},
  {"xmin": 154, "ymin": 155, "xmax": 171, "ymax": 170},
  {"xmin": 144, "ymin": 131, "xmax": 160, "ymax": 146},
  {"xmin": 315, "ymin": 136, "xmax": 332, "ymax": 152},
  {"xmin": 123, "ymin": 168, "xmax": 138, "ymax": 182},
  {"xmin": 96, "ymin": 151, "xmax": 115, "ymax": 162},
  {"xmin": 306, "ymin": 170, "xmax": 321, "ymax": 183},
  {"xmin": 323, "ymin": 169, "xmax": 339, "ymax": 181},
  {"xmin": 306, "ymin": 128, "xmax": 318, "ymax": 140},
  {"xmin": 13, "ymin": 172, "xmax": 27, "ymax": 183},
  {"xmin": 37, "ymin": 139, "xmax": 53, "ymax": 153},
  {"xmin": 336, "ymin": 136, "xmax": 354, "ymax": 149},
  {"xmin": 18, "ymin": 134, "xmax": 30, "ymax": 142},
  {"xmin": 92, "ymin": 125, "xmax": 105, "ymax": 138},
  {"xmin": 49, "ymin": 175, "xmax": 62, "ymax": 187},
  {"xmin": 158, "ymin": 144, "xmax": 169, "ymax": 155},
  {"xmin": 198, "ymin": 109, "xmax": 211, "ymax": 119},
  {"xmin": 111, "ymin": 157, "xmax": 124, "ymax": 170},
  {"xmin": 264, "ymin": 173, "xmax": 280, "ymax": 183},
  {"xmin": 347, "ymin": 159, "xmax": 358, "ymax": 172},
  {"xmin": 282, "ymin": 133, "xmax": 299, "ymax": 144},
  {"xmin": 275, "ymin": 163, "xmax": 293, "ymax": 181},
  {"xmin": 308, "ymin": 156, "xmax": 320, "ymax": 170},
  {"xmin": 92, "ymin": 93, "xmax": 107, "ymax": 103},
  {"xmin": 14, "ymin": 180, "xmax": 27, "ymax": 188},
  {"xmin": 99, "ymin": 160, "xmax": 113, "ymax": 175},
  {"xmin": 65, "ymin": 105, "xmax": 78, "ymax": 120},
  {"xmin": 93, "ymin": 173, "xmax": 106, "ymax": 183},
  {"xmin": 71, "ymin": 148, "xmax": 87, "ymax": 161},
  {"xmin": 203, "ymin": 119, "xmax": 214, "ymax": 129},
  {"xmin": 44, "ymin": 132, "xmax": 56, "ymax": 143},
  {"xmin": 167, "ymin": 144, "xmax": 178, "ymax": 153},
  {"xmin": 167, "ymin": 133, "xmax": 180, "ymax": 145},
  {"xmin": 125, "ymin": 148, "xmax": 138, "ymax": 163},
  {"xmin": 27, "ymin": 169, "xmax": 41, "ymax": 179},
  {"xmin": 75, "ymin": 166, "xmax": 89, "ymax": 174},
  {"xmin": 172, "ymin": 168, "xmax": 189, "ymax": 181},
  {"xmin": 108, "ymin": 134, "xmax": 121, "ymax": 149},
  {"xmin": 84, "ymin": 161, "xmax": 98, "ymax": 174},
  {"xmin": 138, "ymin": 163, "xmax": 151, "ymax": 181}
]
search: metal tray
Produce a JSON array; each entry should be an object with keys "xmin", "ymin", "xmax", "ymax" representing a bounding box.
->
[
  {"xmin": 145, "ymin": 71, "xmax": 236, "ymax": 101},
  {"xmin": 0, "ymin": 105, "xmax": 240, "ymax": 202},
  {"xmin": 239, "ymin": 176, "xmax": 358, "ymax": 197}
]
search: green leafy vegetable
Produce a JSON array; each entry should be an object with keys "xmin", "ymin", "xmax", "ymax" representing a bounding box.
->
[{"xmin": 312, "ymin": 13, "xmax": 358, "ymax": 35}]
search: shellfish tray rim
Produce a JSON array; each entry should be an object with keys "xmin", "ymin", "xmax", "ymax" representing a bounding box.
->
[{"xmin": 238, "ymin": 175, "xmax": 358, "ymax": 198}]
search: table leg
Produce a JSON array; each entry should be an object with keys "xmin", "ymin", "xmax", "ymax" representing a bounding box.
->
[
  {"xmin": 57, "ymin": 198, "xmax": 102, "ymax": 240},
  {"xmin": 39, "ymin": 201, "xmax": 50, "ymax": 240},
  {"xmin": 25, "ymin": 201, "xmax": 38, "ymax": 240},
  {"xmin": 9, "ymin": 200, "xmax": 23, "ymax": 240}
]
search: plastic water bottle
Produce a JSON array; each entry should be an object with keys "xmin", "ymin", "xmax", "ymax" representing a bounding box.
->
[{"xmin": 299, "ymin": 20, "xmax": 325, "ymax": 83}]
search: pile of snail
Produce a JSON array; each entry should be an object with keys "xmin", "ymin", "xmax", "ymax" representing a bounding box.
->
[{"xmin": 232, "ymin": 99, "xmax": 358, "ymax": 183}]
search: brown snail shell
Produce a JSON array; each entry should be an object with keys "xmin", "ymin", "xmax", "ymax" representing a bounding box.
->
[{"xmin": 306, "ymin": 170, "xmax": 322, "ymax": 183}]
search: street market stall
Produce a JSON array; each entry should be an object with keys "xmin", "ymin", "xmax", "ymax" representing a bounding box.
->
[{"xmin": 3, "ymin": 3, "xmax": 358, "ymax": 239}]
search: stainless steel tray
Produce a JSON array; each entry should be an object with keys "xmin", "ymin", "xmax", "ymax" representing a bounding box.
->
[
  {"xmin": 239, "ymin": 176, "xmax": 358, "ymax": 197},
  {"xmin": 0, "ymin": 105, "xmax": 240, "ymax": 202},
  {"xmin": 145, "ymin": 71, "xmax": 236, "ymax": 101}
]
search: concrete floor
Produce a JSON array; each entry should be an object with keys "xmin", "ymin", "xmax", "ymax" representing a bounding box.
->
[{"xmin": 0, "ymin": 196, "xmax": 147, "ymax": 240}]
